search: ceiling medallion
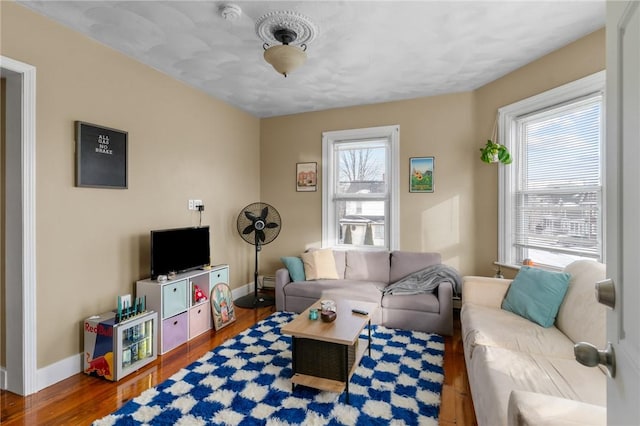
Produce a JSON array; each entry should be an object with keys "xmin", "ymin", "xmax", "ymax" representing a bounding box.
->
[
  {"xmin": 256, "ymin": 10, "xmax": 317, "ymax": 46},
  {"xmin": 256, "ymin": 11, "xmax": 318, "ymax": 77}
]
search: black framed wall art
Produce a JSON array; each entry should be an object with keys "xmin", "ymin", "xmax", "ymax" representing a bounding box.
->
[{"xmin": 75, "ymin": 121, "xmax": 128, "ymax": 189}]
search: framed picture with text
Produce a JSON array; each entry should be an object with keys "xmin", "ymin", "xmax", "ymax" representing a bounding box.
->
[
  {"xmin": 296, "ymin": 162, "xmax": 317, "ymax": 192},
  {"xmin": 409, "ymin": 157, "xmax": 434, "ymax": 193},
  {"xmin": 75, "ymin": 121, "xmax": 128, "ymax": 189}
]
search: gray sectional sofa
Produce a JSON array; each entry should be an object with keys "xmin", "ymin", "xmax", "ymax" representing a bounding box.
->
[{"xmin": 275, "ymin": 249, "xmax": 454, "ymax": 335}]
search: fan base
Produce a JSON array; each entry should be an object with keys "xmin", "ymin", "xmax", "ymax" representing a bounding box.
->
[{"xmin": 234, "ymin": 293, "xmax": 275, "ymax": 309}]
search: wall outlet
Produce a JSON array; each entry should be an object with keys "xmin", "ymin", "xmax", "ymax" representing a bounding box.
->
[{"xmin": 188, "ymin": 199, "xmax": 203, "ymax": 210}]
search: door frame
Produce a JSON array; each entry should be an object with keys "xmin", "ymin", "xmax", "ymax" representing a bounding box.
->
[
  {"xmin": 1, "ymin": 55, "xmax": 37, "ymax": 396},
  {"xmin": 605, "ymin": 1, "xmax": 640, "ymax": 423}
]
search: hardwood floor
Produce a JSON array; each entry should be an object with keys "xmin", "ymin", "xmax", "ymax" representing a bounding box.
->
[
  {"xmin": 440, "ymin": 313, "xmax": 478, "ymax": 426},
  {"xmin": 1, "ymin": 307, "xmax": 476, "ymax": 425}
]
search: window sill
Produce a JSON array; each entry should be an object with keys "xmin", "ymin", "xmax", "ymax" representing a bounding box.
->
[{"xmin": 494, "ymin": 261, "xmax": 563, "ymax": 272}]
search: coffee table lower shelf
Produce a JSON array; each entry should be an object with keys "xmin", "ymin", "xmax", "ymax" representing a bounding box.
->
[{"xmin": 291, "ymin": 373, "xmax": 347, "ymax": 393}]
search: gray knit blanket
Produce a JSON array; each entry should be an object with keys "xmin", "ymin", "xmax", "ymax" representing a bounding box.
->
[{"xmin": 382, "ymin": 264, "xmax": 461, "ymax": 296}]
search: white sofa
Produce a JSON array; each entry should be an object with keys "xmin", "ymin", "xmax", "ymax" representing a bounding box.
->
[{"xmin": 461, "ymin": 260, "xmax": 607, "ymax": 426}]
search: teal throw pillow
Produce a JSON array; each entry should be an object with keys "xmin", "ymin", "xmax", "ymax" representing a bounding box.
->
[
  {"xmin": 501, "ymin": 266, "xmax": 571, "ymax": 328},
  {"xmin": 280, "ymin": 256, "xmax": 306, "ymax": 282}
]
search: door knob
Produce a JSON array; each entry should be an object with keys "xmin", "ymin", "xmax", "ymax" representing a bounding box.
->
[
  {"xmin": 595, "ymin": 278, "xmax": 615, "ymax": 309},
  {"xmin": 574, "ymin": 341, "xmax": 616, "ymax": 378}
]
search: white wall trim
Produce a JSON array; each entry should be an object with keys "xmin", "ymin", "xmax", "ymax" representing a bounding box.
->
[
  {"xmin": 321, "ymin": 125, "xmax": 400, "ymax": 250},
  {"xmin": 0, "ymin": 367, "xmax": 6, "ymax": 390},
  {"xmin": 231, "ymin": 281, "xmax": 252, "ymax": 300},
  {"xmin": 32, "ymin": 282, "xmax": 252, "ymax": 391},
  {"xmin": 1, "ymin": 55, "xmax": 37, "ymax": 396},
  {"xmin": 497, "ymin": 70, "xmax": 605, "ymax": 269},
  {"xmin": 36, "ymin": 353, "xmax": 82, "ymax": 392}
]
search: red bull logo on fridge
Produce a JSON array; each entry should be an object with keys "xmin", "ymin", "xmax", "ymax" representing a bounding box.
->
[{"xmin": 84, "ymin": 312, "xmax": 116, "ymax": 381}]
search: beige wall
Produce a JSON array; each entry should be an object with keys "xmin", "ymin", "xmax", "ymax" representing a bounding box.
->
[
  {"xmin": 261, "ymin": 28, "xmax": 605, "ymax": 279},
  {"xmin": 261, "ymin": 92, "xmax": 477, "ymax": 274},
  {"xmin": 1, "ymin": 2, "xmax": 261, "ymax": 368},
  {"xmin": 472, "ymin": 28, "xmax": 605, "ymax": 278},
  {"xmin": 0, "ymin": 0, "xmax": 606, "ymax": 378}
]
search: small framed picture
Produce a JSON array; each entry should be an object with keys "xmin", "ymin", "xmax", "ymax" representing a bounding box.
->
[
  {"xmin": 409, "ymin": 157, "xmax": 434, "ymax": 193},
  {"xmin": 296, "ymin": 162, "xmax": 317, "ymax": 192},
  {"xmin": 210, "ymin": 283, "xmax": 236, "ymax": 331},
  {"xmin": 75, "ymin": 121, "xmax": 128, "ymax": 189}
]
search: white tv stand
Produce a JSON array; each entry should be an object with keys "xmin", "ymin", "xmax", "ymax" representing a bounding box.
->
[{"xmin": 136, "ymin": 264, "xmax": 229, "ymax": 354}]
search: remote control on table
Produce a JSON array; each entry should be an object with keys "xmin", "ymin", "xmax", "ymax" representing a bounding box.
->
[{"xmin": 351, "ymin": 308, "xmax": 369, "ymax": 315}]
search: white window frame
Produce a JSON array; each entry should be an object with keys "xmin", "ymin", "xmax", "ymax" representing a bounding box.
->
[
  {"xmin": 322, "ymin": 125, "xmax": 400, "ymax": 250},
  {"xmin": 498, "ymin": 71, "xmax": 605, "ymax": 270}
]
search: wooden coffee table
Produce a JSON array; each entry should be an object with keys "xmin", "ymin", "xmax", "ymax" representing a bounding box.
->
[{"xmin": 281, "ymin": 299, "xmax": 378, "ymax": 404}]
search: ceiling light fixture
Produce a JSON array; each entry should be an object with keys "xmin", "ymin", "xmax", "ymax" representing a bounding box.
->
[
  {"xmin": 263, "ymin": 29, "xmax": 306, "ymax": 77},
  {"xmin": 256, "ymin": 11, "xmax": 317, "ymax": 78}
]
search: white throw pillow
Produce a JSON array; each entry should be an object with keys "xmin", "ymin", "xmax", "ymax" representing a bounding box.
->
[{"xmin": 301, "ymin": 249, "xmax": 339, "ymax": 280}]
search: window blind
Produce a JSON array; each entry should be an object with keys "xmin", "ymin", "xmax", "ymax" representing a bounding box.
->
[{"xmin": 513, "ymin": 94, "xmax": 603, "ymax": 265}]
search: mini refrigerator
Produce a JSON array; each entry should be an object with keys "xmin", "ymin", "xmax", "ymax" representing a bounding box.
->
[{"xmin": 84, "ymin": 310, "xmax": 158, "ymax": 381}]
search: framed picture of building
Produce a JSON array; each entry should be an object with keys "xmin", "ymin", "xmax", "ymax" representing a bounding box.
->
[
  {"xmin": 296, "ymin": 162, "xmax": 317, "ymax": 192},
  {"xmin": 409, "ymin": 157, "xmax": 434, "ymax": 193}
]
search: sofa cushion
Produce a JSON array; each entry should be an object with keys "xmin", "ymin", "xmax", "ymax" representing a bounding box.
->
[
  {"xmin": 284, "ymin": 280, "xmax": 385, "ymax": 300},
  {"xmin": 306, "ymin": 248, "xmax": 346, "ymax": 278},
  {"xmin": 556, "ymin": 260, "xmax": 606, "ymax": 349},
  {"xmin": 381, "ymin": 292, "xmax": 440, "ymax": 314},
  {"xmin": 345, "ymin": 250, "xmax": 390, "ymax": 283},
  {"xmin": 320, "ymin": 286, "xmax": 384, "ymax": 324},
  {"xmin": 502, "ymin": 266, "xmax": 571, "ymax": 327},
  {"xmin": 461, "ymin": 303, "xmax": 575, "ymax": 359},
  {"xmin": 390, "ymin": 251, "xmax": 441, "ymax": 283},
  {"xmin": 332, "ymin": 250, "xmax": 347, "ymax": 279},
  {"xmin": 508, "ymin": 390, "xmax": 607, "ymax": 426},
  {"xmin": 301, "ymin": 249, "xmax": 339, "ymax": 280},
  {"xmin": 280, "ymin": 256, "xmax": 306, "ymax": 282},
  {"xmin": 468, "ymin": 345, "xmax": 606, "ymax": 426}
]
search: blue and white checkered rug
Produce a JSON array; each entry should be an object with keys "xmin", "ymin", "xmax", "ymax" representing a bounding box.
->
[{"xmin": 93, "ymin": 311, "xmax": 444, "ymax": 425}]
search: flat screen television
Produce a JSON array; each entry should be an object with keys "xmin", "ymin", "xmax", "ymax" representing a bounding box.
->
[{"xmin": 150, "ymin": 226, "xmax": 210, "ymax": 279}]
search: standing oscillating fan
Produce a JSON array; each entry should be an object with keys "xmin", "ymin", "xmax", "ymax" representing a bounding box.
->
[{"xmin": 234, "ymin": 202, "xmax": 282, "ymax": 308}]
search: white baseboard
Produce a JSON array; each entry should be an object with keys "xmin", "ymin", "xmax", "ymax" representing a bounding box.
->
[
  {"xmin": 30, "ymin": 282, "xmax": 254, "ymax": 392},
  {"xmin": 0, "ymin": 341, "xmax": 82, "ymax": 394},
  {"xmin": 0, "ymin": 366, "xmax": 6, "ymax": 390},
  {"xmin": 231, "ymin": 282, "xmax": 252, "ymax": 300},
  {"xmin": 37, "ymin": 352, "xmax": 83, "ymax": 392}
]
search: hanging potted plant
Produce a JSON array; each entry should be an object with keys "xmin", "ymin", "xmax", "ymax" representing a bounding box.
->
[
  {"xmin": 480, "ymin": 115, "xmax": 512, "ymax": 165},
  {"xmin": 480, "ymin": 139, "xmax": 512, "ymax": 164}
]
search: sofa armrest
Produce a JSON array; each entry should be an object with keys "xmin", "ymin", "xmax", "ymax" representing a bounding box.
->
[
  {"xmin": 462, "ymin": 276, "xmax": 512, "ymax": 309},
  {"xmin": 275, "ymin": 268, "xmax": 291, "ymax": 311},
  {"xmin": 436, "ymin": 280, "xmax": 454, "ymax": 335},
  {"xmin": 508, "ymin": 390, "xmax": 606, "ymax": 426}
]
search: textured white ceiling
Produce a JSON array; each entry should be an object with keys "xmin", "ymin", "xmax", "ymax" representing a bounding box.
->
[{"xmin": 17, "ymin": 1, "xmax": 605, "ymax": 118}]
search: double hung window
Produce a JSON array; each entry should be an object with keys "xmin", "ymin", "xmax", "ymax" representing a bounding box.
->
[
  {"xmin": 322, "ymin": 125, "xmax": 399, "ymax": 250},
  {"xmin": 498, "ymin": 72, "xmax": 605, "ymax": 269}
]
